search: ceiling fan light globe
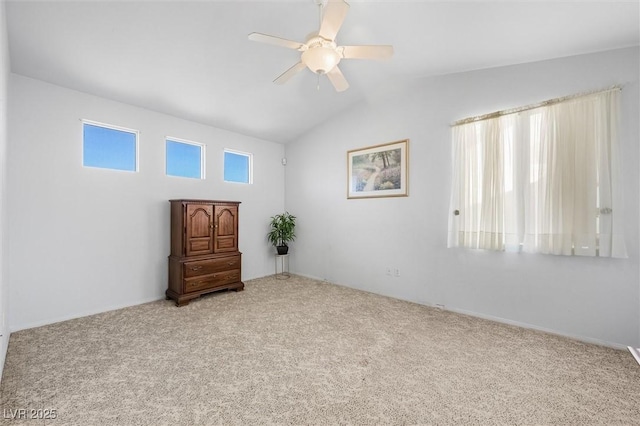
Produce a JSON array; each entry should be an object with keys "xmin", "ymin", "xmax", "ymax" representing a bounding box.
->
[{"xmin": 301, "ymin": 47, "xmax": 340, "ymax": 74}]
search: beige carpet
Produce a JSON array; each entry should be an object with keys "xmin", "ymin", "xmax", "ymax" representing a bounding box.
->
[{"xmin": 1, "ymin": 275, "xmax": 639, "ymax": 425}]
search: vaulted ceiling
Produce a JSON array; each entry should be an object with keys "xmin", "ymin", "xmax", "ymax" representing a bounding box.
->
[{"xmin": 6, "ymin": 0, "xmax": 639, "ymax": 143}]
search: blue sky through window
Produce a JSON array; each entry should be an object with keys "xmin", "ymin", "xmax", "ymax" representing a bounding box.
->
[
  {"xmin": 83, "ymin": 123, "xmax": 137, "ymax": 171},
  {"xmin": 224, "ymin": 151, "xmax": 250, "ymax": 183},
  {"xmin": 166, "ymin": 139, "xmax": 203, "ymax": 179}
]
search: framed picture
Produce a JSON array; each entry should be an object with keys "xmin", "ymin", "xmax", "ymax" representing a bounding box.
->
[{"xmin": 347, "ymin": 139, "xmax": 409, "ymax": 199}]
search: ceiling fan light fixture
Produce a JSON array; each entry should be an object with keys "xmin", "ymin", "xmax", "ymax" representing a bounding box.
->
[{"xmin": 301, "ymin": 46, "xmax": 340, "ymax": 74}]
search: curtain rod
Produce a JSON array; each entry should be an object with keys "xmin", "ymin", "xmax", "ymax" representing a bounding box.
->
[{"xmin": 452, "ymin": 85, "xmax": 622, "ymax": 127}]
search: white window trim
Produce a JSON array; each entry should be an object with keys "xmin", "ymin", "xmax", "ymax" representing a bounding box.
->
[
  {"xmin": 224, "ymin": 148, "xmax": 253, "ymax": 184},
  {"xmin": 165, "ymin": 136, "xmax": 206, "ymax": 180},
  {"xmin": 81, "ymin": 119, "xmax": 140, "ymax": 172}
]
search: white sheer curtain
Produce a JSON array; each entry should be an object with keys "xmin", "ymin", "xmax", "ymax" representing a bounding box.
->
[
  {"xmin": 448, "ymin": 88, "xmax": 626, "ymax": 257},
  {"xmin": 448, "ymin": 115, "xmax": 521, "ymax": 251}
]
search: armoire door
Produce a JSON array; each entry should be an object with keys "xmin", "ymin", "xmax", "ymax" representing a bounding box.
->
[
  {"xmin": 214, "ymin": 205, "xmax": 238, "ymax": 253},
  {"xmin": 185, "ymin": 203, "xmax": 215, "ymax": 256}
]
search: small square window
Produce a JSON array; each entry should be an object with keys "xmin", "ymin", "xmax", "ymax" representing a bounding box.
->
[
  {"xmin": 83, "ymin": 121, "xmax": 138, "ymax": 171},
  {"xmin": 166, "ymin": 138, "xmax": 205, "ymax": 179},
  {"xmin": 224, "ymin": 149, "xmax": 252, "ymax": 184}
]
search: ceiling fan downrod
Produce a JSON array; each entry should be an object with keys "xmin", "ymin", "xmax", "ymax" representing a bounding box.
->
[{"xmin": 317, "ymin": 0, "xmax": 323, "ymax": 31}]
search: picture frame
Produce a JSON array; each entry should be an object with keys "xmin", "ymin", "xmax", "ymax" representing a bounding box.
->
[{"xmin": 347, "ymin": 139, "xmax": 409, "ymax": 199}]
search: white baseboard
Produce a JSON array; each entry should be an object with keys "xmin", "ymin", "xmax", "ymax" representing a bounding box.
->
[
  {"xmin": 286, "ymin": 271, "xmax": 330, "ymax": 282},
  {"xmin": 629, "ymin": 347, "xmax": 640, "ymax": 365},
  {"xmin": 0, "ymin": 326, "xmax": 8, "ymax": 384},
  {"xmin": 9, "ymin": 295, "xmax": 164, "ymax": 333},
  {"xmin": 441, "ymin": 305, "xmax": 629, "ymax": 350},
  {"xmin": 281, "ymin": 273, "xmax": 631, "ymax": 350}
]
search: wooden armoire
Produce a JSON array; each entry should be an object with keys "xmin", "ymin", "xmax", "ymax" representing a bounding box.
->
[{"xmin": 167, "ymin": 199, "xmax": 244, "ymax": 306}]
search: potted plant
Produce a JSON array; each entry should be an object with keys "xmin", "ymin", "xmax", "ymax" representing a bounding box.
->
[{"xmin": 267, "ymin": 212, "xmax": 296, "ymax": 255}]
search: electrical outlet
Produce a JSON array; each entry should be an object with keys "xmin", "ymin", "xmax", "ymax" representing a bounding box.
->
[{"xmin": 393, "ymin": 268, "xmax": 400, "ymax": 277}]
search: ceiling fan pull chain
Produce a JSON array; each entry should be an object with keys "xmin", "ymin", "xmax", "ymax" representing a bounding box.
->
[{"xmin": 317, "ymin": 74, "xmax": 321, "ymax": 91}]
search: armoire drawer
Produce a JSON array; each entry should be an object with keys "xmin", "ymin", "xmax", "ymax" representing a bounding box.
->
[
  {"xmin": 183, "ymin": 255, "xmax": 241, "ymax": 278},
  {"xmin": 183, "ymin": 269, "xmax": 241, "ymax": 293}
]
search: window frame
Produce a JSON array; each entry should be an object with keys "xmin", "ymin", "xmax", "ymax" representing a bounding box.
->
[
  {"xmin": 223, "ymin": 148, "xmax": 253, "ymax": 184},
  {"xmin": 82, "ymin": 119, "xmax": 140, "ymax": 172},
  {"xmin": 165, "ymin": 136, "xmax": 206, "ymax": 180}
]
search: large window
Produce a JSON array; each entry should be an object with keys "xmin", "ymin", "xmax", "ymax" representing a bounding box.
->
[
  {"xmin": 83, "ymin": 120, "xmax": 138, "ymax": 171},
  {"xmin": 448, "ymin": 88, "xmax": 626, "ymax": 257},
  {"xmin": 166, "ymin": 138, "xmax": 204, "ymax": 179},
  {"xmin": 224, "ymin": 149, "xmax": 252, "ymax": 184}
]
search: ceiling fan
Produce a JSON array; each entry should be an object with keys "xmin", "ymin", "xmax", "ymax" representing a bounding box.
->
[{"xmin": 248, "ymin": 0, "xmax": 393, "ymax": 92}]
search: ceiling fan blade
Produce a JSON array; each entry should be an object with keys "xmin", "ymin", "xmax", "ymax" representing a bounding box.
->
[
  {"xmin": 341, "ymin": 45, "xmax": 394, "ymax": 60},
  {"xmin": 326, "ymin": 65, "xmax": 349, "ymax": 92},
  {"xmin": 248, "ymin": 32, "xmax": 304, "ymax": 50},
  {"xmin": 274, "ymin": 62, "xmax": 307, "ymax": 85},
  {"xmin": 319, "ymin": 0, "xmax": 350, "ymax": 41}
]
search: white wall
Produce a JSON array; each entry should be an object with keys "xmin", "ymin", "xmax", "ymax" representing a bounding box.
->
[
  {"xmin": 0, "ymin": 0, "xmax": 10, "ymax": 379},
  {"xmin": 285, "ymin": 47, "xmax": 640, "ymax": 348},
  {"xmin": 8, "ymin": 74, "xmax": 285, "ymax": 331}
]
